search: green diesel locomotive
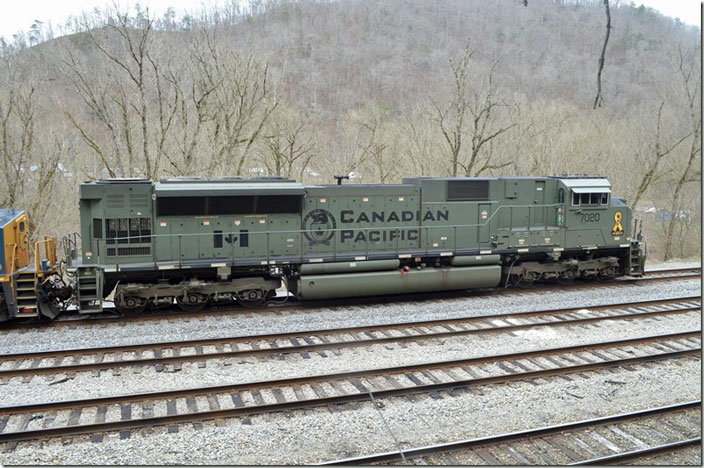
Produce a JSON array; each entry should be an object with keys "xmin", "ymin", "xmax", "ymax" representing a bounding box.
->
[
  {"xmin": 57, "ymin": 175, "xmax": 645, "ymax": 315},
  {"xmin": 0, "ymin": 175, "xmax": 646, "ymax": 319}
]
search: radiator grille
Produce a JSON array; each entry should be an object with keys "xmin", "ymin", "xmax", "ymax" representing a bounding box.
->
[
  {"xmin": 157, "ymin": 195, "xmax": 302, "ymax": 216},
  {"xmin": 446, "ymin": 180, "xmax": 490, "ymax": 201},
  {"xmin": 255, "ymin": 195, "xmax": 302, "ymax": 213},
  {"xmin": 114, "ymin": 246, "xmax": 151, "ymax": 256},
  {"xmin": 209, "ymin": 196, "xmax": 255, "ymax": 215}
]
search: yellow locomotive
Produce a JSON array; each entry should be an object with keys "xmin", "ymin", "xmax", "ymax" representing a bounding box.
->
[{"xmin": 0, "ymin": 209, "xmax": 68, "ymax": 320}]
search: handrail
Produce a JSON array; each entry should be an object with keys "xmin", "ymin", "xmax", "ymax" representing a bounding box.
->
[
  {"xmin": 7, "ymin": 243, "xmax": 18, "ymax": 275},
  {"xmin": 87, "ymin": 201, "xmax": 631, "ymax": 265},
  {"xmin": 61, "ymin": 233, "xmax": 80, "ymax": 267},
  {"xmin": 95, "ymin": 219, "xmax": 568, "ymax": 266},
  {"xmin": 34, "ymin": 237, "xmax": 57, "ymax": 271}
]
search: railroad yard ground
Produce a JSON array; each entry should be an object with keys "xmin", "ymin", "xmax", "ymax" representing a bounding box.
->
[{"xmin": 0, "ymin": 259, "xmax": 701, "ymax": 465}]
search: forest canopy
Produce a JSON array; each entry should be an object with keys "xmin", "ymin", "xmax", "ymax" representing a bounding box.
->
[{"xmin": 0, "ymin": 0, "xmax": 700, "ymax": 260}]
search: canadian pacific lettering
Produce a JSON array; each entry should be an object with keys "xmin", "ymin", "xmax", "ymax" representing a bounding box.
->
[
  {"xmin": 334, "ymin": 209, "xmax": 450, "ymax": 243},
  {"xmin": 340, "ymin": 209, "xmax": 449, "ymax": 223},
  {"xmin": 340, "ymin": 229, "xmax": 419, "ymax": 243}
]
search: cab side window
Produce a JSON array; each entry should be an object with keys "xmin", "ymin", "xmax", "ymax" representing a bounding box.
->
[{"xmin": 572, "ymin": 191, "xmax": 609, "ymax": 206}]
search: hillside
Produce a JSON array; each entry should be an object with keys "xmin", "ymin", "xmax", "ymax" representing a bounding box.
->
[{"xmin": 0, "ymin": 0, "xmax": 700, "ymax": 259}]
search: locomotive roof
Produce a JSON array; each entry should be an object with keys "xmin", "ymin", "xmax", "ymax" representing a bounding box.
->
[
  {"xmin": 84, "ymin": 176, "xmax": 613, "ymax": 195},
  {"xmin": 557, "ymin": 177, "xmax": 611, "ymax": 192},
  {"xmin": 402, "ymin": 176, "xmax": 611, "ymax": 191},
  {"xmin": 154, "ymin": 181, "xmax": 305, "ymax": 196},
  {"xmin": 404, "ymin": 175, "xmax": 606, "ymax": 181},
  {"xmin": 0, "ymin": 209, "xmax": 24, "ymax": 228}
]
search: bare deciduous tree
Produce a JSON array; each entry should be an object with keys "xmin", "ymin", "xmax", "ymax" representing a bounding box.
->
[
  {"xmin": 593, "ymin": 0, "xmax": 611, "ymax": 109},
  {"xmin": 403, "ymin": 111, "xmax": 435, "ymax": 177},
  {"xmin": 432, "ymin": 45, "xmax": 515, "ymax": 177},
  {"xmin": 26, "ymin": 136, "xmax": 64, "ymax": 234},
  {"xmin": 261, "ymin": 107, "xmax": 315, "ymax": 179},
  {"xmin": 630, "ymin": 101, "xmax": 690, "ymax": 210},
  {"xmin": 62, "ymin": 9, "xmax": 277, "ymax": 180},
  {"xmin": 0, "ymin": 66, "xmax": 34, "ymax": 208},
  {"xmin": 194, "ymin": 30, "xmax": 278, "ymax": 176},
  {"xmin": 663, "ymin": 46, "xmax": 702, "ymax": 260},
  {"xmin": 62, "ymin": 9, "xmax": 170, "ymax": 179},
  {"xmin": 358, "ymin": 109, "xmax": 393, "ymax": 183},
  {"xmin": 0, "ymin": 58, "xmax": 62, "ymax": 234}
]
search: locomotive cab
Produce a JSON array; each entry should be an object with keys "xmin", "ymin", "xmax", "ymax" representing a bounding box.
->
[
  {"xmin": 561, "ymin": 178, "xmax": 616, "ymax": 247},
  {"xmin": 558, "ymin": 177, "xmax": 644, "ymax": 277}
]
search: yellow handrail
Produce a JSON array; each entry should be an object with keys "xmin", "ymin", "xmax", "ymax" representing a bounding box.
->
[
  {"xmin": 34, "ymin": 237, "xmax": 57, "ymax": 271},
  {"xmin": 7, "ymin": 243, "xmax": 18, "ymax": 275}
]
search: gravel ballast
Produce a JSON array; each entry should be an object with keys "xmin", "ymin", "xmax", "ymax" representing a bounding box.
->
[
  {"xmin": 0, "ymin": 260, "xmax": 699, "ymax": 464},
  {"xmin": 0, "ymin": 358, "xmax": 699, "ymax": 465},
  {"xmin": 0, "ymin": 304, "xmax": 700, "ymax": 405}
]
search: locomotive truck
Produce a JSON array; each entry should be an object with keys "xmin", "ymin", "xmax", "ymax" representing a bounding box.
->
[{"xmin": 0, "ymin": 175, "xmax": 645, "ymax": 320}]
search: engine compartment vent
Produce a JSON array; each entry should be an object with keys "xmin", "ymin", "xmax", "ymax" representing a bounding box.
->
[{"xmin": 446, "ymin": 180, "xmax": 490, "ymax": 201}]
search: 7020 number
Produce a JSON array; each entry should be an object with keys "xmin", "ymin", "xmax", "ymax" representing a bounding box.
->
[{"xmin": 580, "ymin": 212, "xmax": 601, "ymax": 223}]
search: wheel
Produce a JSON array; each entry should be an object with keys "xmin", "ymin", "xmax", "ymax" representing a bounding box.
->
[
  {"xmin": 558, "ymin": 270, "xmax": 577, "ymax": 285},
  {"xmin": 116, "ymin": 296, "xmax": 147, "ymax": 316},
  {"xmin": 236, "ymin": 289, "xmax": 265, "ymax": 308},
  {"xmin": 599, "ymin": 267, "xmax": 618, "ymax": 280},
  {"xmin": 523, "ymin": 271, "xmax": 539, "ymax": 283},
  {"xmin": 176, "ymin": 293, "xmax": 208, "ymax": 312}
]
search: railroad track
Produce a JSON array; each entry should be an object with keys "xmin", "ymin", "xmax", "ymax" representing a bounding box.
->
[
  {"xmin": 0, "ymin": 296, "xmax": 700, "ymax": 381},
  {"xmin": 321, "ymin": 401, "xmax": 701, "ymax": 465},
  {"xmin": 2, "ymin": 267, "xmax": 700, "ymax": 332},
  {"xmin": 644, "ymin": 267, "xmax": 701, "ymax": 276},
  {"xmin": 0, "ymin": 330, "xmax": 699, "ymax": 447}
]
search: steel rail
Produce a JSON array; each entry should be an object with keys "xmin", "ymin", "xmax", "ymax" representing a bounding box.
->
[
  {"xmin": 0, "ymin": 297, "xmax": 700, "ymax": 379},
  {"xmin": 644, "ymin": 267, "xmax": 701, "ymax": 275},
  {"xmin": 3, "ymin": 295, "xmax": 701, "ymax": 361},
  {"xmin": 632, "ymin": 272, "xmax": 701, "ymax": 282},
  {"xmin": 571, "ymin": 438, "xmax": 702, "ymax": 465},
  {"xmin": 0, "ymin": 332, "xmax": 699, "ymax": 444},
  {"xmin": 0, "ymin": 353, "xmax": 698, "ymax": 445},
  {"xmin": 2, "ymin": 267, "xmax": 699, "ymax": 331},
  {"xmin": 317, "ymin": 401, "xmax": 702, "ymax": 465}
]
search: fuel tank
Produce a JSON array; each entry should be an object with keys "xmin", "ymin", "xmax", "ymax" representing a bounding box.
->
[{"xmin": 296, "ymin": 265, "xmax": 501, "ymax": 300}]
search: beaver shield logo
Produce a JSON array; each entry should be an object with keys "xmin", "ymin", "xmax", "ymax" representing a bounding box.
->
[
  {"xmin": 303, "ymin": 209, "xmax": 337, "ymax": 245},
  {"xmin": 612, "ymin": 211, "xmax": 624, "ymax": 236}
]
